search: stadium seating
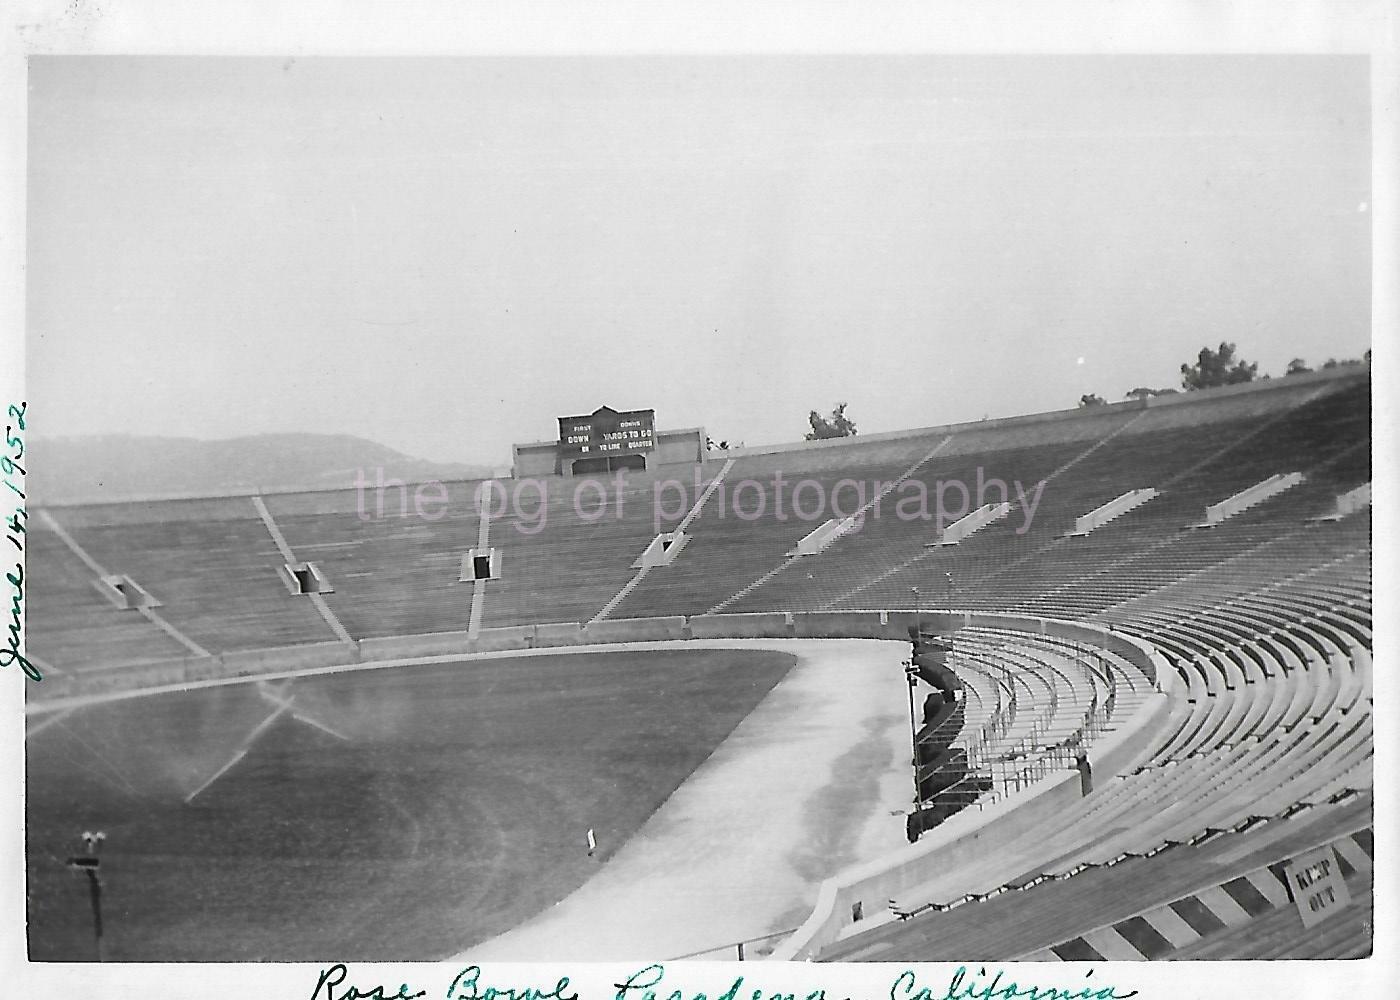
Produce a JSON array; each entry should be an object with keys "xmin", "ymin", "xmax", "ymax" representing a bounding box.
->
[{"xmin": 25, "ymin": 366, "xmax": 1372, "ymax": 962}]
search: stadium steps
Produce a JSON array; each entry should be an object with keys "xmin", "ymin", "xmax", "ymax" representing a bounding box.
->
[
  {"xmin": 25, "ymin": 523, "xmax": 194, "ymax": 671},
  {"xmin": 588, "ymin": 458, "xmax": 737, "ymax": 625},
  {"xmin": 613, "ymin": 454, "xmax": 963, "ymax": 619},
  {"xmin": 949, "ymin": 394, "xmax": 1368, "ymax": 619},
  {"xmin": 706, "ymin": 437, "xmax": 954, "ymax": 614},
  {"xmin": 820, "ymin": 412, "xmax": 1147, "ymax": 614},
  {"xmin": 34, "ymin": 509, "xmax": 228, "ymax": 658},
  {"xmin": 268, "ymin": 508, "xmax": 477, "ymax": 637},
  {"xmin": 251, "ymin": 496, "xmax": 354, "ymax": 644}
]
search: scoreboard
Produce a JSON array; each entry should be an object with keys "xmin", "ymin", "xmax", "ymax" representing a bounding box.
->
[{"xmin": 558, "ymin": 406, "xmax": 656, "ymax": 458}]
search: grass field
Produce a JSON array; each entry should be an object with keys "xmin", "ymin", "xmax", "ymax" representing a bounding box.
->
[{"xmin": 25, "ymin": 647, "xmax": 795, "ymax": 961}]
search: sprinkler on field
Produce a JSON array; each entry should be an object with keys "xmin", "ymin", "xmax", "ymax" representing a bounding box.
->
[{"xmin": 65, "ymin": 831, "xmax": 106, "ymax": 961}]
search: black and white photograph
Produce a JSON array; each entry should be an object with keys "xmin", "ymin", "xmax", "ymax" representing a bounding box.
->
[{"xmin": 2, "ymin": 2, "xmax": 1394, "ymax": 996}]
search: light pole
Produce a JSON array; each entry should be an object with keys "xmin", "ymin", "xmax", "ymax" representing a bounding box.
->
[
  {"xmin": 66, "ymin": 831, "xmax": 106, "ymax": 961},
  {"xmin": 911, "ymin": 586, "xmax": 921, "ymax": 634},
  {"xmin": 904, "ymin": 657, "xmax": 922, "ymax": 809}
]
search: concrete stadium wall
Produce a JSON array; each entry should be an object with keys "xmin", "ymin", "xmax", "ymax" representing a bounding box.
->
[
  {"xmin": 652, "ymin": 428, "xmax": 707, "ymax": 468},
  {"xmin": 475, "ymin": 626, "xmax": 533, "ymax": 652},
  {"xmin": 34, "ymin": 610, "xmax": 841, "ymax": 696},
  {"xmin": 359, "ymin": 630, "xmax": 475, "ymax": 660},
  {"xmin": 512, "ymin": 441, "xmax": 561, "ymax": 477},
  {"xmin": 881, "ymin": 610, "xmax": 926, "ymax": 638},
  {"xmin": 791, "ymin": 611, "xmax": 894, "ymax": 639},
  {"xmin": 65, "ymin": 641, "xmax": 365, "ymax": 694},
  {"xmin": 218, "ymin": 640, "xmax": 357, "ymax": 675},
  {"xmin": 581, "ymin": 616, "xmax": 688, "ymax": 644},
  {"xmin": 532, "ymin": 622, "xmax": 584, "ymax": 647},
  {"xmin": 33, "ymin": 609, "xmax": 1167, "ymax": 701},
  {"xmin": 687, "ymin": 612, "xmax": 792, "ymax": 639},
  {"xmin": 47, "ymin": 654, "xmax": 204, "ymax": 695}
]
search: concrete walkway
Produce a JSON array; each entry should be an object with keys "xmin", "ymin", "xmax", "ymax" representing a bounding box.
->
[{"xmin": 460, "ymin": 638, "xmax": 913, "ymax": 962}]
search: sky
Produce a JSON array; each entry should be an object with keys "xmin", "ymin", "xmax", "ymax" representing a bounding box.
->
[{"xmin": 26, "ymin": 55, "xmax": 1371, "ymax": 465}]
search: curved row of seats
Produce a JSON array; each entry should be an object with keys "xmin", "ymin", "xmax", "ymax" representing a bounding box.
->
[
  {"xmin": 899, "ymin": 626, "xmax": 1143, "ymax": 834},
  {"xmin": 828, "ymin": 541, "xmax": 1370, "ymax": 950}
]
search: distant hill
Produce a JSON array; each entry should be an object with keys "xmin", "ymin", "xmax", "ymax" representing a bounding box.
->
[{"xmin": 29, "ymin": 434, "xmax": 502, "ymax": 505}]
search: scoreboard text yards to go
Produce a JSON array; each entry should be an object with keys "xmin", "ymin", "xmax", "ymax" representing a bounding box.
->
[{"xmin": 558, "ymin": 406, "xmax": 656, "ymax": 457}]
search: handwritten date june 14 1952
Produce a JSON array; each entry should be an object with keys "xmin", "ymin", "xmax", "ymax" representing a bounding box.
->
[{"xmin": 1, "ymin": 401, "xmax": 36, "ymax": 682}]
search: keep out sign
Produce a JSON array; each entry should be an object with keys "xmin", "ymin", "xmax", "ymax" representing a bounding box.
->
[{"xmin": 1285, "ymin": 844, "xmax": 1352, "ymax": 928}]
